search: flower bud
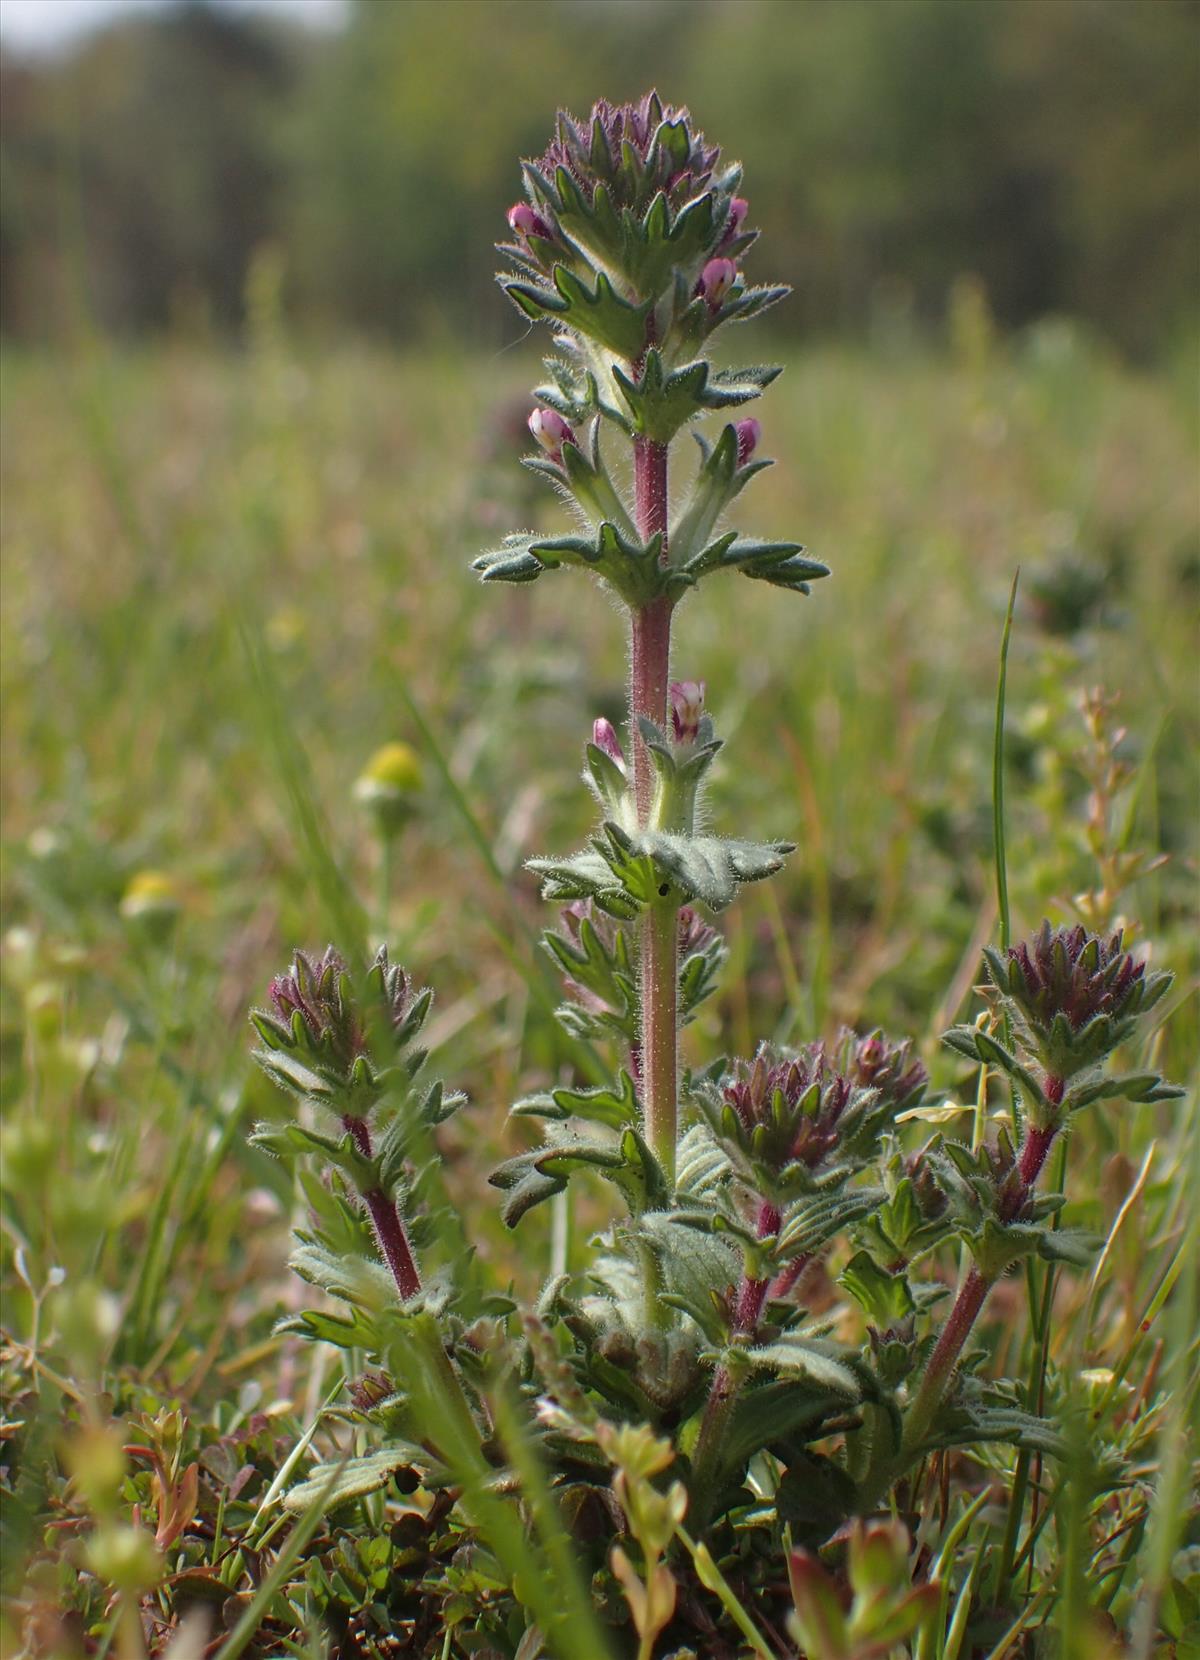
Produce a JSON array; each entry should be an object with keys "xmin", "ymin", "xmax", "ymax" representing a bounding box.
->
[
  {"xmin": 592, "ymin": 717, "xmax": 626, "ymax": 767},
  {"xmin": 734, "ymin": 418, "xmax": 761, "ymax": 466},
  {"xmin": 119, "ymin": 870, "xmax": 181, "ymax": 942},
  {"xmin": 354, "ymin": 741, "xmax": 423, "ymax": 837},
  {"xmin": 983, "ymin": 921, "xmax": 1173, "ymax": 1079},
  {"xmin": 252, "ymin": 945, "xmax": 425, "ymax": 1116},
  {"xmin": 722, "ymin": 196, "xmax": 749, "ymax": 245},
  {"xmin": 698, "ymin": 257, "xmax": 737, "ymax": 310},
  {"xmin": 845, "ymin": 1028, "xmax": 928, "ymax": 1114},
  {"xmin": 528, "ymin": 407, "xmax": 575, "ymax": 460},
  {"xmin": 507, "ymin": 202, "xmax": 552, "ymax": 244},
  {"xmin": 720, "ymin": 1043, "xmax": 854, "ymax": 1177},
  {"xmin": 669, "ymin": 680, "xmax": 706, "ymax": 745}
]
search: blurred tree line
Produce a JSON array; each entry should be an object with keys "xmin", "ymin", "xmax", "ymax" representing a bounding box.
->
[{"xmin": 1, "ymin": 0, "xmax": 1196, "ymax": 355}]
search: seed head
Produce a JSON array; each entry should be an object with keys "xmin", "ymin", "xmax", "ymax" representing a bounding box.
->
[
  {"xmin": 119, "ymin": 870, "xmax": 182, "ymax": 939},
  {"xmin": 354, "ymin": 742, "xmax": 422, "ymax": 835}
]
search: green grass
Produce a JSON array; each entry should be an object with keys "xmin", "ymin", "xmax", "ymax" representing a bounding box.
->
[{"xmin": 1, "ymin": 313, "xmax": 1197, "ymax": 1655}]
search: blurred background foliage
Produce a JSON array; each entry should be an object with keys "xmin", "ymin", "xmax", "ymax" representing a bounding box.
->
[{"xmin": 1, "ymin": 0, "xmax": 1197, "ymax": 356}]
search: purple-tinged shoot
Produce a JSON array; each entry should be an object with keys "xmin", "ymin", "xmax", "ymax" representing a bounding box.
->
[
  {"xmin": 537, "ymin": 91, "xmax": 720, "ymax": 217},
  {"xmin": 722, "ymin": 1043, "xmax": 854, "ymax": 1177},
  {"xmin": 982, "ymin": 921, "xmax": 1172, "ymax": 1079},
  {"xmin": 252, "ymin": 945, "xmax": 429, "ymax": 1117},
  {"xmin": 842, "ymin": 1028, "xmax": 928, "ymax": 1115}
]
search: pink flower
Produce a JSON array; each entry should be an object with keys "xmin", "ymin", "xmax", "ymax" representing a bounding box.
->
[
  {"xmin": 735, "ymin": 418, "xmax": 761, "ymax": 466},
  {"xmin": 527, "ymin": 407, "xmax": 575, "ymax": 459},
  {"xmin": 507, "ymin": 203, "xmax": 552, "ymax": 244},
  {"xmin": 698, "ymin": 257, "xmax": 737, "ymax": 310},
  {"xmin": 592, "ymin": 717, "xmax": 626, "ymax": 768},
  {"xmin": 722, "ymin": 197, "xmax": 749, "ymax": 245},
  {"xmin": 669, "ymin": 680, "xmax": 706, "ymax": 744}
]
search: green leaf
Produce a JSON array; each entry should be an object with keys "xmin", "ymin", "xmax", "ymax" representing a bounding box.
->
[
  {"xmin": 527, "ymin": 847, "xmax": 640, "ymax": 918},
  {"xmin": 250, "ymin": 1120, "xmax": 377, "ymax": 1191},
  {"xmin": 1036, "ymin": 1227, "xmax": 1100, "ymax": 1266},
  {"xmin": 473, "ymin": 535, "xmax": 551, "ymax": 585},
  {"xmin": 641, "ymin": 1214, "xmax": 739, "ymax": 1342},
  {"xmin": 712, "ymin": 537, "xmax": 830, "ymax": 593},
  {"xmin": 1068, "ymin": 1071, "xmax": 1185, "ymax": 1110},
  {"xmin": 275, "ymin": 1306, "xmax": 377, "ymax": 1350},
  {"xmin": 839, "ymin": 1251, "xmax": 916, "ymax": 1327},
  {"xmin": 745, "ymin": 1335, "xmax": 861, "ymax": 1395},
  {"xmin": 504, "ymin": 266, "xmax": 652, "ymax": 361},
  {"xmin": 513, "ymin": 1071, "xmax": 641, "ymax": 1131},
  {"xmin": 722, "ymin": 1381, "xmax": 851, "ymax": 1471},
  {"xmin": 612, "ymin": 350, "xmax": 712, "ymax": 443},
  {"xmin": 283, "ymin": 1447, "xmax": 427, "ymax": 1513},
  {"xmin": 720, "ymin": 286, "xmax": 791, "ymax": 325},
  {"xmin": 489, "ymin": 1127, "xmax": 667, "ymax": 1226},
  {"xmin": 701, "ymin": 363, "xmax": 783, "ymax": 404},
  {"xmin": 777, "ymin": 1455, "xmax": 859, "ymax": 1548},
  {"xmin": 788, "ymin": 1553, "xmax": 850, "ymax": 1655},
  {"xmin": 606, "ymin": 823, "xmax": 794, "ymax": 911},
  {"xmin": 778, "ymin": 1188, "xmax": 886, "ymax": 1260}
]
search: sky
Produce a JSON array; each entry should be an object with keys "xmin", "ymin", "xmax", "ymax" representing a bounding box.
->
[{"xmin": 0, "ymin": 0, "xmax": 347, "ymax": 53}]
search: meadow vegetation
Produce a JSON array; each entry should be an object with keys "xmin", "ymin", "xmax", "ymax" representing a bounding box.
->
[{"xmin": 1, "ymin": 247, "xmax": 1197, "ymax": 1656}]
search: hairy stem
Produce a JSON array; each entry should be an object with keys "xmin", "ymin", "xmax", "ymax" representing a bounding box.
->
[
  {"xmin": 893, "ymin": 1118, "xmax": 1061, "ymax": 1471},
  {"xmin": 344, "ymin": 1115, "xmax": 422, "ymax": 1300},
  {"xmin": 630, "ymin": 434, "xmax": 678, "ymax": 1191},
  {"xmin": 630, "ymin": 594, "xmax": 673, "ymax": 815},
  {"xmin": 641, "ymin": 901, "xmax": 680, "ymax": 1186},
  {"xmin": 690, "ymin": 1202, "xmax": 781, "ymax": 1522},
  {"xmin": 769, "ymin": 1251, "xmax": 812, "ymax": 1303}
]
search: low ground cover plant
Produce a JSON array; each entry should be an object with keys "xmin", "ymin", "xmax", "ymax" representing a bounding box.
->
[{"xmin": 2, "ymin": 92, "xmax": 1196, "ymax": 1660}]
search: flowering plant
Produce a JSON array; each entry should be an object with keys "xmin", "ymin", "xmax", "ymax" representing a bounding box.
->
[{"xmin": 245, "ymin": 94, "xmax": 1182, "ymax": 1657}]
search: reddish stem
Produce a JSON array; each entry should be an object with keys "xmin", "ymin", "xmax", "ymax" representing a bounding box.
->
[
  {"xmin": 629, "ymin": 595, "xmax": 674, "ymax": 819},
  {"xmin": 918, "ymin": 1265, "xmax": 991, "ymax": 1404},
  {"xmin": 1003, "ymin": 1117, "xmax": 1060, "ymax": 1222},
  {"xmin": 629, "ymin": 435, "xmax": 671, "ymax": 820},
  {"xmin": 630, "ymin": 433, "xmax": 679, "ymax": 1191},
  {"xmin": 770, "ymin": 1251, "xmax": 812, "ymax": 1303},
  {"xmin": 690, "ymin": 1200, "xmax": 780, "ymax": 1521},
  {"xmin": 898, "ymin": 1110, "xmax": 1062, "ymax": 1462},
  {"xmin": 343, "ymin": 1114, "xmax": 421, "ymax": 1301},
  {"xmin": 733, "ymin": 1201, "xmax": 782, "ymax": 1334}
]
